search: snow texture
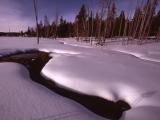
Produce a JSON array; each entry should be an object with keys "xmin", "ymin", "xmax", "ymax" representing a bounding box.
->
[
  {"xmin": 0, "ymin": 37, "xmax": 160, "ymax": 120},
  {"xmin": 0, "ymin": 63, "xmax": 106, "ymax": 120}
]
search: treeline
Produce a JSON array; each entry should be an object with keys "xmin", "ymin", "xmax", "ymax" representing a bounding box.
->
[
  {"xmin": 26, "ymin": 16, "xmax": 74, "ymax": 38},
  {"xmin": 27, "ymin": 0, "xmax": 160, "ymax": 45},
  {"xmin": 0, "ymin": 32, "xmax": 22, "ymax": 37}
]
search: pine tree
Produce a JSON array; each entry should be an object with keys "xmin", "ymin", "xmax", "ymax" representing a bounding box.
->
[
  {"xmin": 99, "ymin": 0, "xmax": 112, "ymax": 44},
  {"xmin": 88, "ymin": 11, "xmax": 94, "ymax": 44},
  {"xmin": 118, "ymin": 10, "xmax": 125, "ymax": 36},
  {"xmin": 95, "ymin": 12, "xmax": 100, "ymax": 39},
  {"xmin": 27, "ymin": 27, "xmax": 31, "ymax": 36},
  {"xmin": 132, "ymin": 6, "xmax": 142, "ymax": 38},
  {"xmin": 151, "ymin": 10, "xmax": 160, "ymax": 36},
  {"xmin": 110, "ymin": 2, "xmax": 116, "ymax": 38},
  {"xmin": 54, "ymin": 11, "xmax": 59, "ymax": 39},
  {"xmin": 75, "ymin": 4, "xmax": 88, "ymax": 40},
  {"xmin": 44, "ymin": 15, "xmax": 50, "ymax": 37},
  {"xmin": 38, "ymin": 20, "xmax": 44, "ymax": 37},
  {"xmin": 157, "ymin": 27, "xmax": 160, "ymax": 40}
]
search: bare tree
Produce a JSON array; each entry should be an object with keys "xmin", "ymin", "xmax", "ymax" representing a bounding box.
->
[
  {"xmin": 122, "ymin": 0, "xmax": 132, "ymax": 45},
  {"xmin": 54, "ymin": 10, "xmax": 59, "ymax": 39},
  {"xmin": 44, "ymin": 15, "xmax": 50, "ymax": 37},
  {"xmin": 136, "ymin": 0, "xmax": 158, "ymax": 45},
  {"xmin": 132, "ymin": 0, "xmax": 143, "ymax": 39},
  {"xmin": 110, "ymin": 2, "xmax": 116, "ymax": 38},
  {"xmin": 142, "ymin": 0, "xmax": 158, "ymax": 38},
  {"xmin": 75, "ymin": 17, "xmax": 79, "ymax": 41},
  {"xmin": 87, "ymin": 0, "xmax": 95, "ymax": 45},
  {"xmin": 33, "ymin": 0, "xmax": 39, "ymax": 44},
  {"xmin": 90, "ymin": 11, "xmax": 94, "ymax": 45},
  {"xmin": 118, "ymin": 10, "xmax": 125, "ymax": 37},
  {"xmin": 98, "ymin": 0, "xmax": 112, "ymax": 45},
  {"xmin": 84, "ymin": 6, "xmax": 90, "ymax": 41}
]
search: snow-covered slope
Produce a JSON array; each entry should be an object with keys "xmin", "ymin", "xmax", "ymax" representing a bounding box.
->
[
  {"xmin": 41, "ymin": 39, "xmax": 160, "ymax": 120},
  {"xmin": 0, "ymin": 37, "xmax": 160, "ymax": 120},
  {"xmin": 0, "ymin": 63, "xmax": 106, "ymax": 120},
  {"xmin": 107, "ymin": 43, "xmax": 160, "ymax": 63}
]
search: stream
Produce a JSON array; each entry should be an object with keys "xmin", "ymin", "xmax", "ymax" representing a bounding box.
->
[{"xmin": 0, "ymin": 50, "xmax": 131, "ymax": 120}]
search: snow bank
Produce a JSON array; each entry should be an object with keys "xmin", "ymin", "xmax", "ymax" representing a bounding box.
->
[
  {"xmin": 1, "ymin": 37, "xmax": 160, "ymax": 119},
  {"xmin": 0, "ymin": 63, "xmax": 105, "ymax": 120},
  {"xmin": 42, "ymin": 49, "xmax": 160, "ymax": 106},
  {"xmin": 41, "ymin": 39, "xmax": 160, "ymax": 120},
  {"xmin": 108, "ymin": 43, "xmax": 160, "ymax": 63}
]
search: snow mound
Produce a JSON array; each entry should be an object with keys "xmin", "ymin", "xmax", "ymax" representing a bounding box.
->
[
  {"xmin": 1, "ymin": 37, "xmax": 160, "ymax": 119},
  {"xmin": 0, "ymin": 63, "xmax": 106, "ymax": 120}
]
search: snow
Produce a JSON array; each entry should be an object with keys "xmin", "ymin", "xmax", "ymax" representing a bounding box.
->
[
  {"xmin": 42, "ymin": 46, "xmax": 160, "ymax": 105},
  {"xmin": 41, "ymin": 39, "xmax": 160, "ymax": 120},
  {"xmin": 107, "ymin": 43, "xmax": 160, "ymax": 63},
  {"xmin": 0, "ymin": 37, "xmax": 160, "ymax": 119},
  {"xmin": 0, "ymin": 62, "xmax": 106, "ymax": 120}
]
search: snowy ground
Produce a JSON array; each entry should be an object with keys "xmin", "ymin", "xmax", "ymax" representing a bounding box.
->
[
  {"xmin": 0, "ymin": 63, "xmax": 105, "ymax": 120},
  {"xmin": 0, "ymin": 37, "xmax": 160, "ymax": 120}
]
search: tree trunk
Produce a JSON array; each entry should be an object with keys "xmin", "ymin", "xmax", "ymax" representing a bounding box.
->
[{"xmin": 33, "ymin": 0, "xmax": 39, "ymax": 44}]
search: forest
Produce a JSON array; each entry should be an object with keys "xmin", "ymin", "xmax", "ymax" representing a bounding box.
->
[{"xmin": 26, "ymin": 0, "xmax": 160, "ymax": 45}]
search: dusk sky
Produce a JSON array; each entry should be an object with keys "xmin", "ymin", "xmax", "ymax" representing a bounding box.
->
[{"xmin": 0, "ymin": 0, "xmax": 159, "ymax": 32}]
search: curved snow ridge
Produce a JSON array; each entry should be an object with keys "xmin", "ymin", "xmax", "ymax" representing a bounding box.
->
[
  {"xmin": 42, "ymin": 64, "xmax": 136, "ymax": 105},
  {"xmin": 113, "ymin": 49, "xmax": 160, "ymax": 63},
  {"xmin": 39, "ymin": 48, "xmax": 81, "ymax": 55},
  {"xmin": 41, "ymin": 55, "xmax": 132, "ymax": 104},
  {"xmin": 41, "ymin": 55, "xmax": 116, "ymax": 102},
  {"xmin": 62, "ymin": 40, "xmax": 93, "ymax": 49},
  {"xmin": 41, "ymin": 49, "xmax": 160, "ymax": 111}
]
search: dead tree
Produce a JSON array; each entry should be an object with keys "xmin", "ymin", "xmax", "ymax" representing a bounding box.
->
[
  {"xmin": 118, "ymin": 10, "xmax": 125, "ymax": 37},
  {"xmin": 138, "ymin": 0, "xmax": 158, "ymax": 44},
  {"xmin": 110, "ymin": 2, "xmax": 116, "ymax": 38},
  {"xmin": 99, "ymin": 0, "xmax": 112, "ymax": 45},
  {"xmin": 89, "ymin": 11, "xmax": 94, "ymax": 45},
  {"xmin": 96, "ymin": 0, "xmax": 107, "ymax": 45},
  {"xmin": 83, "ymin": 4, "xmax": 90, "ymax": 42},
  {"xmin": 132, "ymin": 0, "xmax": 143, "ymax": 39},
  {"xmin": 142, "ymin": 0, "xmax": 158, "ymax": 39},
  {"xmin": 33, "ymin": 0, "xmax": 39, "ymax": 44},
  {"xmin": 75, "ymin": 17, "xmax": 79, "ymax": 41},
  {"xmin": 54, "ymin": 11, "xmax": 59, "ymax": 39},
  {"xmin": 138, "ymin": 0, "xmax": 151, "ymax": 43},
  {"xmin": 123, "ymin": 0, "xmax": 132, "ymax": 45}
]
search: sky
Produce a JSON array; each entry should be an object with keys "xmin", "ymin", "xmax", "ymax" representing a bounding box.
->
[{"xmin": 0, "ymin": 0, "xmax": 159, "ymax": 32}]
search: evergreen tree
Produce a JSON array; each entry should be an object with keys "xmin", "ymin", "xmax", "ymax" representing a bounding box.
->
[
  {"xmin": 26, "ymin": 27, "xmax": 31, "ymax": 36},
  {"xmin": 132, "ymin": 7, "xmax": 142, "ymax": 38},
  {"xmin": 57, "ymin": 16, "xmax": 74, "ymax": 38},
  {"xmin": 44, "ymin": 15, "xmax": 50, "ymax": 37},
  {"xmin": 75, "ymin": 4, "xmax": 87, "ymax": 38},
  {"xmin": 38, "ymin": 20, "xmax": 44, "ymax": 37},
  {"xmin": 118, "ymin": 10, "xmax": 125, "ymax": 36},
  {"xmin": 95, "ymin": 12, "xmax": 100, "ymax": 38},
  {"xmin": 150, "ymin": 10, "xmax": 160, "ymax": 36}
]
